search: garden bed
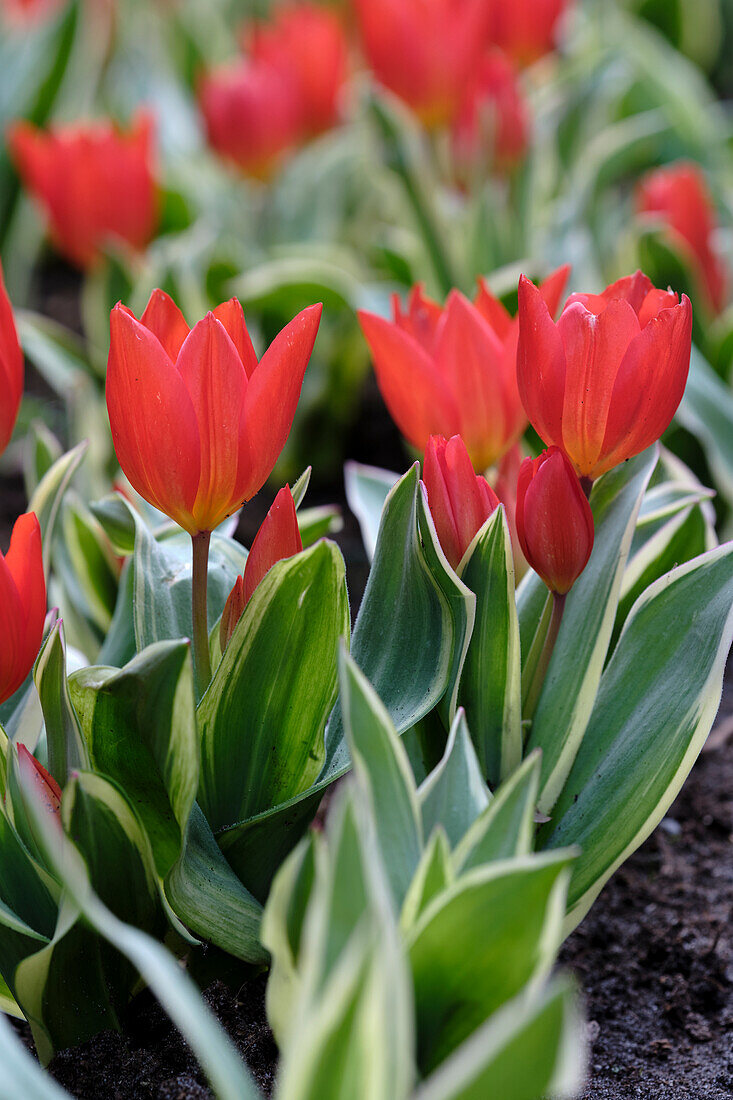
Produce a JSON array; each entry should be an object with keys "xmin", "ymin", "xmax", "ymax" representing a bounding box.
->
[{"xmin": 10, "ymin": 667, "xmax": 731, "ymax": 1100}]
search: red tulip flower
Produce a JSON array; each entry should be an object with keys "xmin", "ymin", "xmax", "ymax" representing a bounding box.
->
[
  {"xmin": 516, "ymin": 447, "xmax": 593, "ymax": 596},
  {"xmin": 247, "ymin": 2, "xmax": 348, "ymax": 137},
  {"xmin": 106, "ymin": 289, "xmax": 322, "ymax": 536},
  {"xmin": 16, "ymin": 744, "xmax": 62, "ymax": 818},
  {"xmin": 636, "ymin": 163, "xmax": 728, "ymax": 317},
  {"xmin": 487, "ymin": 0, "xmax": 572, "ymax": 66},
  {"xmin": 354, "ymin": 0, "xmax": 489, "ymax": 127},
  {"xmin": 358, "ymin": 266, "xmax": 568, "ymax": 471},
  {"xmin": 220, "ymin": 484, "xmax": 303, "ymax": 651},
  {"xmin": 0, "ymin": 260, "xmax": 23, "ymax": 456},
  {"xmin": 0, "ymin": 513, "xmax": 46, "ymax": 704},
  {"xmin": 8, "ymin": 112, "xmax": 157, "ymax": 269},
  {"xmin": 452, "ymin": 49, "xmax": 530, "ymax": 177},
  {"xmin": 423, "ymin": 434, "xmax": 499, "ymax": 570},
  {"xmin": 517, "ymin": 271, "xmax": 692, "ymax": 483}
]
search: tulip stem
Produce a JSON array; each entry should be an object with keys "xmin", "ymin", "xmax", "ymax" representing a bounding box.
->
[
  {"xmin": 191, "ymin": 531, "xmax": 212, "ymax": 698},
  {"xmin": 523, "ymin": 592, "xmax": 566, "ymax": 722}
]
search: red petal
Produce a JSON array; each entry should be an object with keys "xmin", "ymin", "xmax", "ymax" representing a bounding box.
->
[
  {"xmin": 517, "ymin": 275, "xmax": 566, "ymax": 450},
  {"xmin": 473, "ymin": 278, "xmax": 513, "ymax": 340},
  {"xmin": 434, "ymin": 291, "xmax": 507, "ymax": 470},
  {"xmin": 176, "ymin": 314, "xmax": 249, "ymax": 532},
  {"xmin": 106, "ymin": 305, "xmax": 201, "ymax": 532},
  {"xmin": 598, "ymin": 296, "xmax": 692, "ymax": 477},
  {"xmin": 539, "ymin": 263, "xmax": 571, "ymax": 317},
  {"xmin": 4, "ymin": 513, "xmax": 45, "ymax": 686},
  {"xmin": 140, "ymin": 289, "xmax": 190, "ymax": 361},
  {"xmin": 241, "ymin": 304, "xmax": 322, "ymax": 502},
  {"xmin": 243, "ymin": 485, "xmax": 303, "ymax": 604},
  {"xmin": 557, "ymin": 298, "xmax": 640, "ymax": 477},
  {"xmin": 212, "ymin": 298, "xmax": 259, "ymax": 377},
  {"xmin": 360, "ymin": 308, "xmax": 459, "ymax": 451},
  {"xmin": 0, "ymin": 260, "xmax": 23, "ymax": 454}
]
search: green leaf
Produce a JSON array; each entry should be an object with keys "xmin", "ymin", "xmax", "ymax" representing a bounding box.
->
[
  {"xmin": 165, "ymin": 803, "xmax": 265, "ymax": 965},
  {"xmin": 297, "ymin": 505, "xmax": 343, "ymax": 546},
  {"xmin": 541, "ymin": 544, "xmax": 733, "ymax": 927},
  {"xmin": 0, "ymin": 1010, "xmax": 73, "ymax": 1100},
  {"xmin": 452, "ymin": 753, "xmax": 541, "ymax": 873},
  {"xmin": 33, "ymin": 620, "xmax": 89, "ymax": 786},
  {"xmin": 340, "ymin": 652, "xmax": 423, "ymax": 908},
  {"xmin": 24, "ymin": 421, "xmax": 62, "ymax": 500},
  {"xmin": 407, "ymin": 852, "xmax": 573, "ymax": 1072},
  {"xmin": 677, "ymin": 347, "xmax": 733, "ymax": 508},
  {"xmin": 55, "ymin": 494, "xmax": 119, "ymax": 636},
  {"xmin": 400, "ymin": 827, "xmax": 453, "ymax": 933},
  {"xmin": 457, "ymin": 508, "xmax": 522, "ymax": 785},
  {"xmin": 344, "ymin": 460, "xmax": 399, "ymax": 560},
  {"xmin": 27, "ymin": 441, "xmax": 88, "ymax": 574},
  {"xmin": 69, "ymin": 641, "xmax": 198, "ymax": 877},
  {"xmin": 326, "ymin": 466, "xmax": 471, "ymax": 774},
  {"xmin": 528, "ymin": 446, "xmax": 657, "ymax": 812},
  {"xmin": 199, "ymin": 541, "xmax": 349, "ymax": 833},
  {"xmin": 414, "ymin": 977, "xmax": 583, "ymax": 1100},
  {"xmin": 418, "ymin": 711, "xmax": 490, "ymax": 849},
  {"xmin": 16, "ymin": 781, "xmax": 263, "ymax": 1100}
]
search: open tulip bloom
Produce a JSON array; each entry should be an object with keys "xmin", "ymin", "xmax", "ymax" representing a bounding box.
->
[{"xmin": 106, "ymin": 289, "xmax": 321, "ymax": 691}]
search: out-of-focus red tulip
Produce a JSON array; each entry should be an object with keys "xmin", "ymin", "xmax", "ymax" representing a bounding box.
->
[
  {"xmin": 452, "ymin": 49, "xmax": 530, "ymax": 177},
  {"xmin": 17, "ymin": 744, "xmax": 62, "ymax": 817},
  {"xmin": 358, "ymin": 266, "xmax": 568, "ymax": 471},
  {"xmin": 220, "ymin": 485, "xmax": 303, "ymax": 651},
  {"xmin": 517, "ymin": 270, "xmax": 692, "ymax": 483},
  {"xmin": 0, "ymin": 260, "xmax": 23, "ymax": 457},
  {"xmin": 423, "ymin": 434, "xmax": 499, "ymax": 569},
  {"xmin": 493, "ymin": 442, "xmax": 527, "ymax": 576},
  {"xmin": 0, "ymin": 513, "xmax": 46, "ymax": 704},
  {"xmin": 516, "ymin": 446, "xmax": 593, "ymax": 595},
  {"xmin": 487, "ymin": 0, "xmax": 571, "ymax": 66},
  {"xmin": 199, "ymin": 59, "xmax": 303, "ymax": 179},
  {"xmin": 201, "ymin": 3, "xmax": 348, "ymax": 178},
  {"xmin": 354, "ymin": 0, "xmax": 489, "ymax": 127},
  {"xmin": 247, "ymin": 2, "xmax": 348, "ymax": 137},
  {"xmin": 8, "ymin": 112, "xmax": 157, "ymax": 269},
  {"xmin": 636, "ymin": 163, "xmax": 729, "ymax": 317},
  {"xmin": 1, "ymin": 0, "xmax": 63, "ymax": 22},
  {"xmin": 106, "ymin": 290, "xmax": 321, "ymax": 535}
]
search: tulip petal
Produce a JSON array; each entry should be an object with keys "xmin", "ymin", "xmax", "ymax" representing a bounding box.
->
[
  {"xmin": 140, "ymin": 289, "xmax": 191, "ymax": 361},
  {"xmin": 4, "ymin": 513, "xmax": 45, "ymax": 680},
  {"xmin": 106, "ymin": 305, "xmax": 201, "ymax": 532},
  {"xmin": 176, "ymin": 314, "xmax": 248, "ymax": 531},
  {"xmin": 0, "ymin": 261, "xmax": 23, "ymax": 454},
  {"xmin": 539, "ymin": 263, "xmax": 571, "ymax": 317},
  {"xmin": 240, "ymin": 304, "xmax": 322, "ymax": 502},
  {"xmin": 435, "ymin": 292, "xmax": 507, "ymax": 469},
  {"xmin": 517, "ymin": 275, "xmax": 567, "ymax": 450},
  {"xmin": 599, "ymin": 297, "xmax": 692, "ymax": 477},
  {"xmin": 557, "ymin": 298, "xmax": 640, "ymax": 476},
  {"xmin": 0, "ymin": 540, "xmax": 26, "ymax": 704},
  {"xmin": 17, "ymin": 745, "xmax": 62, "ymax": 816},
  {"xmin": 473, "ymin": 278, "xmax": 513, "ymax": 339},
  {"xmin": 212, "ymin": 298, "xmax": 259, "ymax": 377},
  {"xmin": 243, "ymin": 485, "xmax": 303, "ymax": 604},
  {"xmin": 360, "ymin": 308, "xmax": 459, "ymax": 451}
]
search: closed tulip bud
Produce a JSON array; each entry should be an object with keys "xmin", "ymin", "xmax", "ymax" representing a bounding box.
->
[
  {"xmin": 452, "ymin": 49, "xmax": 530, "ymax": 178},
  {"xmin": 220, "ymin": 486, "xmax": 303, "ymax": 652},
  {"xmin": 106, "ymin": 290, "xmax": 321, "ymax": 535},
  {"xmin": 517, "ymin": 271, "xmax": 692, "ymax": 483},
  {"xmin": 16, "ymin": 744, "xmax": 61, "ymax": 818},
  {"xmin": 8, "ymin": 112, "xmax": 157, "ymax": 269},
  {"xmin": 423, "ymin": 434, "xmax": 499, "ymax": 570},
  {"xmin": 354, "ymin": 0, "xmax": 489, "ymax": 127},
  {"xmin": 487, "ymin": 0, "xmax": 572, "ymax": 66},
  {"xmin": 0, "ymin": 513, "xmax": 46, "ymax": 704},
  {"xmin": 246, "ymin": 3, "xmax": 348, "ymax": 137},
  {"xmin": 636, "ymin": 163, "xmax": 728, "ymax": 317},
  {"xmin": 516, "ymin": 447, "xmax": 593, "ymax": 596},
  {"xmin": 359, "ymin": 266, "xmax": 568, "ymax": 471},
  {"xmin": 0, "ymin": 259, "xmax": 23, "ymax": 456}
]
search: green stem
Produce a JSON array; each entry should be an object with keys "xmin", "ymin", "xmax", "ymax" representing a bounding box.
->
[
  {"xmin": 523, "ymin": 592, "xmax": 566, "ymax": 722},
  {"xmin": 191, "ymin": 531, "xmax": 212, "ymax": 698}
]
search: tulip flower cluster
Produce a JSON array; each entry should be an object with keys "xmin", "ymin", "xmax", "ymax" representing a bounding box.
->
[{"xmin": 200, "ymin": 2, "xmax": 349, "ymax": 178}]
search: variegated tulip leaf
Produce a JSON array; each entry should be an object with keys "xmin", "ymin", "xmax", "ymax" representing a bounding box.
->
[
  {"xmin": 677, "ymin": 347, "xmax": 733, "ymax": 508},
  {"xmin": 417, "ymin": 711, "xmax": 490, "ymax": 850},
  {"xmin": 0, "ymin": 1010, "xmax": 72, "ymax": 1099},
  {"xmin": 457, "ymin": 507, "xmax": 522, "ymax": 786},
  {"xmin": 528, "ymin": 445, "xmax": 657, "ymax": 812},
  {"xmin": 33, "ymin": 620, "xmax": 89, "ymax": 785},
  {"xmin": 540, "ymin": 544, "xmax": 733, "ymax": 930},
  {"xmin": 452, "ymin": 752, "xmax": 541, "ymax": 874},
  {"xmin": 26, "ymin": 440, "xmax": 88, "ymax": 575},
  {"xmin": 68, "ymin": 640, "xmax": 198, "ymax": 877},
  {"xmin": 344, "ymin": 459, "xmax": 399, "ymax": 561}
]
